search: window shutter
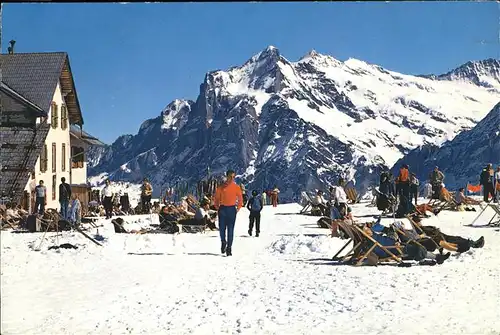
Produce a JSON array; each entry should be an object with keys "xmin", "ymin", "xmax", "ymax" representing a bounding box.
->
[
  {"xmin": 52, "ymin": 143, "xmax": 57, "ymax": 172},
  {"xmin": 51, "ymin": 102, "xmax": 58, "ymax": 129},
  {"xmin": 40, "ymin": 144, "xmax": 48, "ymax": 173},
  {"xmin": 52, "ymin": 174, "xmax": 57, "ymax": 200},
  {"xmin": 62, "ymin": 143, "xmax": 66, "ymax": 172},
  {"xmin": 61, "ymin": 105, "xmax": 68, "ymax": 130}
]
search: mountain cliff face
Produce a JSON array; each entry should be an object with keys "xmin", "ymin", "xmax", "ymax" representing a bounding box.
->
[
  {"xmin": 390, "ymin": 102, "xmax": 500, "ymax": 189},
  {"xmin": 88, "ymin": 46, "xmax": 500, "ymax": 200}
]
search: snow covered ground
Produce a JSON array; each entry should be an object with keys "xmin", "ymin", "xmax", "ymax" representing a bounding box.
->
[{"xmin": 1, "ymin": 201, "xmax": 500, "ymax": 334}]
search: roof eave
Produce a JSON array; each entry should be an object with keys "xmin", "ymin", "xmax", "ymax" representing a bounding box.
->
[
  {"xmin": 61, "ymin": 54, "xmax": 84, "ymax": 126},
  {"xmin": 0, "ymin": 81, "xmax": 47, "ymax": 118}
]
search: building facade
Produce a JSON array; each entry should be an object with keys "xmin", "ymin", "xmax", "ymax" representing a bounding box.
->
[{"xmin": 1, "ymin": 50, "xmax": 104, "ymax": 211}]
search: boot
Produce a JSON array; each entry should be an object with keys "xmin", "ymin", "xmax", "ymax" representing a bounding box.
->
[
  {"xmin": 436, "ymin": 252, "xmax": 451, "ymax": 264},
  {"xmin": 471, "ymin": 236, "xmax": 485, "ymax": 248},
  {"xmin": 221, "ymin": 241, "xmax": 226, "ymax": 254},
  {"xmin": 256, "ymin": 232, "xmax": 259, "ymax": 237},
  {"xmin": 226, "ymin": 247, "xmax": 232, "ymax": 256},
  {"xmin": 248, "ymin": 229, "xmax": 252, "ymax": 236}
]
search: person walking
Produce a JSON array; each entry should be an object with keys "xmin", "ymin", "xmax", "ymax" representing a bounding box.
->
[
  {"xmin": 261, "ymin": 191, "xmax": 268, "ymax": 206},
  {"xmin": 247, "ymin": 190, "xmax": 263, "ymax": 237},
  {"xmin": 101, "ymin": 179, "xmax": 114, "ymax": 219},
  {"xmin": 214, "ymin": 169, "xmax": 243, "ymax": 256},
  {"xmin": 59, "ymin": 177, "xmax": 72, "ymax": 220},
  {"xmin": 34, "ymin": 180, "xmax": 47, "ymax": 215}
]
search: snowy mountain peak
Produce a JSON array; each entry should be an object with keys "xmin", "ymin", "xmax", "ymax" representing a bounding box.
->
[
  {"xmin": 161, "ymin": 99, "xmax": 193, "ymax": 131},
  {"xmin": 427, "ymin": 58, "xmax": 500, "ymax": 89},
  {"xmin": 248, "ymin": 45, "xmax": 282, "ymax": 65}
]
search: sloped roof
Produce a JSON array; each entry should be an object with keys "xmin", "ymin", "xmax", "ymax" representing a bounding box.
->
[
  {"xmin": 0, "ymin": 52, "xmax": 84, "ymax": 125},
  {"xmin": 70, "ymin": 125, "xmax": 106, "ymax": 146},
  {"xmin": 1, "ymin": 81, "xmax": 46, "ymax": 117},
  {"xmin": 0, "ymin": 123, "xmax": 51, "ymax": 203}
]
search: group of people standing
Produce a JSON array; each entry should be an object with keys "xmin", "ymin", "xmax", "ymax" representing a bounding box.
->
[
  {"xmin": 379, "ymin": 163, "xmax": 500, "ymax": 207},
  {"xmin": 28, "ymin": 174, "xmax": 81, "ymax": 225}
]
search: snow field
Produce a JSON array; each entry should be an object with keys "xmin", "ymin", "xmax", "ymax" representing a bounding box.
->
[{"xmin": 1, "ymin": 202, "xmax": 499, "ymax": 334}]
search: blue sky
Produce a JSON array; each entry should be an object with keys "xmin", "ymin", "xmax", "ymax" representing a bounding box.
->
[{"xmin": 2, "ymin": 2, "xmax": 498, "ymax": 144}]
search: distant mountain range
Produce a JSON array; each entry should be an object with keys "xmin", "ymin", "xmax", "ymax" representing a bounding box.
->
[
  {"xmin": 87, "ymin": 46, "xmax": 500, "ymax": 200},
  {"xmin": 391, "ymin": 101, "xmax": 500, "ymax": 189}
]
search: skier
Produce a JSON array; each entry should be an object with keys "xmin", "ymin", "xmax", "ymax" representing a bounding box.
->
[
  {"xmin": 247, "ymin": 190, "xmax": 263, "ymax": 237},
  {"xmin": 214, "ymin": 169, "xmax": 244, "ymax": 256}
]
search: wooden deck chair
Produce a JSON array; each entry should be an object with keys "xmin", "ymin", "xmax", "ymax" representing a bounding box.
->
[
  {"xmin": 299, "ymin": 192, "xmax": 323, "ymax": 216},
  {"xmin": 332, "ymin": 221, "xmax": 403, "ymax": 266},
  {"xmin": 300, "ymin": 191, "xmax": 313, "ymax": 214},
  {"xmin": 186, "ymin": 195, "xmax": 200, "ymax": 213},
  {"xmin": 331, "ymin": 221, "xmax": 367, "ymax": 262},
  {"xmin": 344, "ymin": 187, "xmax": 360, "ymax": 204},
  {"xmin": 466, "ymin": 203, "xmax": 500, "ymax": 227},
  {"xmin": 427, "ymin": 188, "xmax": 457, "ymax": 212}
]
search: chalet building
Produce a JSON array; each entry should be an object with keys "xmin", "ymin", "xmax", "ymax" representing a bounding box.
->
[{"xmin": 0, "ymin": 45, "xmax": 104, "ymax": 211}]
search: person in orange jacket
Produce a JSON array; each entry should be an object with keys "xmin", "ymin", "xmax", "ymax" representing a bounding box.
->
[
  {"xmin": 214, "ymin": 169, "xmax": 244, "ymax": 256},
  {"xmin": 396, "ymin": 164, "xmax": 410, "ymax": 201}
]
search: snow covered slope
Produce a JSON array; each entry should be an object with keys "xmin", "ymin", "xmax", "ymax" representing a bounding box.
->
[
  {"xmin": 2, "ymin": 202, "xmax": 499, "ymax": 334},
  {"xmin": 88, "ymin": 46, "xmax": 500, "ymax": 199},
  {"xmin": 391, "ymin": 101, "xmax": 500, "ymax": 189}
]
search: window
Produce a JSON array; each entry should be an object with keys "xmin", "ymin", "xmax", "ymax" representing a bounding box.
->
[
  {"xmin": 71, "ymin": 146, "xmax": 85, "ymax": 168},
  {"xmin": 52, "ymin": 143, "xmax": 56, "ymax": 173},
  {"xmin": 61, "ymin": 104, "xmax": 68, "ymax": 130},
  {"xmin": 51, "ymin": 102, "xmax": 58, "ymax": 129},
  {"xmin": 40, "ymin": 144, "xmax": 48, "ymax": 173},
  {"xmin": 52, "ymin": 174, "xmax": 56, "ymax": 200},
  {"xmin": 62, "ymin": 143, "xmax": 66, "ymax": 172}
]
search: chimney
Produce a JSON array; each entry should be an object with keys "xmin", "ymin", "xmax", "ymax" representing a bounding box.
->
[{"xmin": 7, "ymin": 40, "xmax": 15, "ymax": 54}]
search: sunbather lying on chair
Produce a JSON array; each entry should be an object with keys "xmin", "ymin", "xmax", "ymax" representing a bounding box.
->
[
  {"xmin": 415, "ymin": 203, "xmax": 440, "ymax": 216},
  {"xmin": 455, "ymin": 188, "xmax": 480, "ymax": 211},
  {"xmin": 367, "ymin": 220, "xmax": 451, "ymax": 265},
  {"xmin": 409, "ymin": 215, "xmax": 484, "ymax": 253}
]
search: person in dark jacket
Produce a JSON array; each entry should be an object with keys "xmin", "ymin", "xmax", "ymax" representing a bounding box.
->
[
  {"xmin": 247, "ymin": 190, "xmax": 263, "ymax": 237},
  {"xmin": 379, "ymin": 171, "xmax": 394, "ymax": 196},
  {"xmin": 59, "ymin": 177, "xmax": 72, "ymax": 220},
  {"xmin": 429, "ymin": 166, "xmax": 445, "ymax": 200},
  {"xmin": 480, "ymin": 164, "xmax": 495, "ymax": 203}
]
